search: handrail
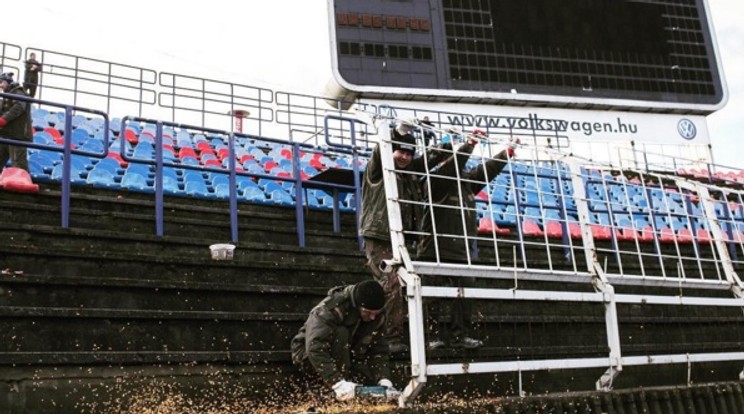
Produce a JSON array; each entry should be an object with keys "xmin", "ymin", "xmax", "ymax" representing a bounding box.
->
[
  {"xmin": 0, "ymin": 91, "xmax": 110, "ymax": 228},
  {"xmin": 117, "ymin": 115, "xmax": 361, "ymax": 246},
  {"xmin": 0, "ymin": 41, "xmax": 23, "ymax": 75}
]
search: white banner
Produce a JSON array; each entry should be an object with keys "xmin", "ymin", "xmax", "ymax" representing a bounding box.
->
[{"xmin": 363, "ymin": 99, "xmax": 711, "ymax": 146}]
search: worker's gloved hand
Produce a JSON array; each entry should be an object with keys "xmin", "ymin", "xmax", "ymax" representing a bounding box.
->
[
  {"xmin": 507, "ymin": 137, "xmax": 520, "ymax": 158},
  {"xmin": 332, "ymin": 379, "xmax": 358, "ymax": 401},
  {"xmin": 378, "ymin": 378, "xmax": 401, "ymax": 400},
  {"xmin": 378, "ymin": 378, "xmax": 396, "ymax": 391}
]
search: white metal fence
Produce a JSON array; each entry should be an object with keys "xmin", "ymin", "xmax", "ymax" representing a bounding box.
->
[{"xmin": 371, "ymin": 118, "xmax": 744, "ymax": 406}]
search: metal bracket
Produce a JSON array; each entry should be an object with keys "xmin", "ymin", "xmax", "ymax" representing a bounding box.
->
[
  {"xmin": 380, "ymin": 258, "xmax": 400, "ymax": 275},
  {"xmin": 398, "ymin": 379, "xmax": 425, "ymax": 408},
  {"xmin": 596, "ymin": 365, "xmax": 621, "ymax": 391},
  {"xmin": 591, "ymin": 262, "xmax": 623, "ymax": 390}
]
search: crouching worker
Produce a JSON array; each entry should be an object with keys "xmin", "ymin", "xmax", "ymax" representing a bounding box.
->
[{"xmin": 291, "ymin": 280, "xmax": 398, "ymax": 402}]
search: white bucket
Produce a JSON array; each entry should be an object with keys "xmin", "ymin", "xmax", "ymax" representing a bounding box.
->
[{"xmin": 209, "ymin": 243, "xmax": 236, "ymax": 260}]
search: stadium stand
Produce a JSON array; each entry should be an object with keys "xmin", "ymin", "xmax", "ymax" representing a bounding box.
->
[{"xmin": 1, "ymin": 42, "xmax": 743, "ymax": 413}]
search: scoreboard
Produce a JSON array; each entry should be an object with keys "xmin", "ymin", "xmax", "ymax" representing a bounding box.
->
[{"xmin": 327, "ymin": 0, "xmax": 726, "ymax": 114}]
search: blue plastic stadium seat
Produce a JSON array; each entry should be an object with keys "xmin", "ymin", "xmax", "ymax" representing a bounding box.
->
[
  {"xmin": 237, "ymin": 176, "xmax": 259, "ymax": 191},
  {"xmin": 33, "ymin": 131, "xmax": 53, "ymax": 145},
  {"xmin": 80, "ymin": 139, "xmax": 105, "ymax": 154},
  {"xmin": 32, "ymin": 116, "xmax": 48, "ymax": 130},
  {"xmin": 268, "ymin": 189, "xmax": 294, "ymax": 206},
  {"xmin": 213, "ymin": 183, "xmax": 231, "ymax": 199},
  {"xmin": 243, "ymin": 185, "xmax": 267, "ymax": 203},
  {"xmin": 210, "ymin": 174, "xmax": 230, "ymax": 189},
  {"xmin": 126, "ymin": 163, "xmax": 152, "ymax": 179},
  {"xmin": 28, "ymin": 152, "xmax": 57, "ymax": 175},
  {"xmin": 162, "ymin": 175, "xmax": 181, "ymax": 195},
  {"xmin": 92, "ymin": 158, "xmax": 121, "ymax": 175},
  {"xmin": 121, "ymin": 172, "xmax": 153, "ymax": 193},
  {"xmin": 28, "ymin": 158, "xmax": 49, "ymax": 180},
  {"xmin": 262, "ymin": 182, "xmax": 285, "ymax": 196},
  {"xmin": 132, "ymin": 142, "xmax": 155, "ymax": 161},
  {"xmin": 183, "ymin": 170, "xmax": 206, "ymax": 184},
  {"xmin": 85, "ymin": 167, "xmax": 117, "ymax": 188},
  {"xmin": 184, "ymin": 180, "xmax": 216, "ymax": 199}
]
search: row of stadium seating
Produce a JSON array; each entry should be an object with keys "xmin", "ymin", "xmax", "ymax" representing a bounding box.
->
[{"xmin": 23, "ymin": 108, "xmax": 744, "ymax": 244}]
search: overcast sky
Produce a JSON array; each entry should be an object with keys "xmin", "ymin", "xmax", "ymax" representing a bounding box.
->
[{"xmin": 4, "ymin": 0, "xmax": 743, "ymax": 167}]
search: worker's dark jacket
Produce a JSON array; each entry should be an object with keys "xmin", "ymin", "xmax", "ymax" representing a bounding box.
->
[
  {"xmin": 290, "ymin": 285, "xmax": 390, "ymax": 385},
  {"xmin": 417, "ymin": 143, "xmax": 509, "ymax": 261},
  {"xmin": 360, "ymin": 130, "xmax": 449, "ymax": 242},
  {"xmin": 0, "ymin": 84, "xmax": 32, "ymax": 141}
]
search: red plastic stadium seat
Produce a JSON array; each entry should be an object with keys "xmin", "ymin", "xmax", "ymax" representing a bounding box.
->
[
  {"xmin": 0, "ymin": 167, "xmax": 39, "ymax": 193},
  {"xmin": 199, "ymin": 148, "xmax": 216, "ymax": 159},
  {"xmin": 179, "ymin": 147, "xmax": 197, "ymax": 159},
  {"xmin": 696, "ymin": 228, "xmax": 711, "ymax": 243},
  {"xmin": 676, "ymin": 228, "xmax": 693, "ymax": 243},
  {"xmin": 239, "ymin": 154, "xmax": 255, "ymax": 164},
  {"xmin": 44, "ymin": 127, "xmax": 63, "ymax": 144},
  {"xmin": 203, "ymin": 159, "xmax": 222, "ymax": 168},
  {"xmin": 477, "ymin": 217, "xmax": 510, "ymax": 235},
  {"xmin": 568, "ymin": 222, "xmax": 582, "ymax": 239},
  {"xmin": 545, "ymin": 220, "xmax": 563, "ymax": 238},
  {"xmin": 124, "ymin": 128, "xmax": 138, "ymax": 143},
  {"xmin": 196, "ymin": 141, "xmax": 212, "ymax": 152},
  {"xmin": 264, "ymin": 161, "xmax": 279, "ymax": 172},
  {"xmin": 617, "ymin": 227, "xmax": 637, "ymax": 241},
  {"xmin": 107, "ymin": 151, "xmax": 128, "ymax": 167},
  {"xmin": 735, "ymin": 231, "xmax": 744, "ymax": 243},
  {"xmin": 639, "ymin": 226, "xmax": 655, "ymax": 242},
  {"xmin": 590, "ymin": 224, "xmax": 611, "ymax": 240},
  {"xmin": 310, "ymin": 158, "xmax": 324, "ymax": 170},
  {"xmin": 659, "ymin": 227, "xmax": 676, "ymax": 243},
  {"xmin": 523, "ymin": 220, "xmax": 544, "ymax": 237}
]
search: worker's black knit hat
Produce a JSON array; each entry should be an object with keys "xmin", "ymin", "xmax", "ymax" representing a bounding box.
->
[
  {"xmin": 353, "ymin": 280, "xmax": 385, "ymax": 310},
  {"xmin": 392, "ymin": 130, "xmax": 416, "ymax": 155}
]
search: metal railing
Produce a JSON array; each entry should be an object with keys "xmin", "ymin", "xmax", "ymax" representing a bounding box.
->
[
  {"xmin": 0, "ymin": 41, "xmax": 22, "ymax": 76},
  {"xmin": 0, "ymin": 91, "xmax": 110, "ymax": 228}
]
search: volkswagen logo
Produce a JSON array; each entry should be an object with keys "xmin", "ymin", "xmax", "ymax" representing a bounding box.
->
[{"xmin": 677, "ymin": 118, "xmax": 697, "ymax": 140}]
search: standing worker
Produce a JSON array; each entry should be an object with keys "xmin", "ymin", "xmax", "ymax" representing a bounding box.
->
[
  {"xmin": 0, "ymin": 72, "xmax": 33, "ymax": 173},
  {"xmin": 360, "ymin": 119, "xmax": 449, "ymax": 353},
  {"xmin": 23, "ymin": 52, "xmax": 42, "ymax": 98},
  {"xmin": 417, "ymin": 130, "xmax": 518, "ymax": 349}
]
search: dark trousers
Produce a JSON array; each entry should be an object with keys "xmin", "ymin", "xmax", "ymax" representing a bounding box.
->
[
  {"xmin": 426, "ymin": 275, "xmax": 477, "ymax": 342},
  {"xmin": 364, "ymin": 237, "xmax": 406, "ymax": 342},
  {"xmin": 0, "ymin": 142, "xmax": 29, "ymax": 171}
]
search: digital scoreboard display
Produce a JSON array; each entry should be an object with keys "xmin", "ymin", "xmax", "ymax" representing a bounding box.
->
[{"xmin": 329, "ymin": 0, "xmax": 726, "ymax": 113}]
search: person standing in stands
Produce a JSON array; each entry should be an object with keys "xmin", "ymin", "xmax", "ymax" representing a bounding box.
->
[
  {"xmin": 291, "ymin": 280, "xmax": 397, "ymax": 402},
  {"xmin": 0, "ymin": 72, "xmax": 32, "ymax": 172},
  {"xmin": 417, "ymin": 130, "xmax": 517, "ymax": 350},
  {"xmin": 23, "ymin": 52, "xmax": 42, "ymax": 98},
  {"xmin": 360, "ymin": 119, "xmax": 448, "ymax": 354}
]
